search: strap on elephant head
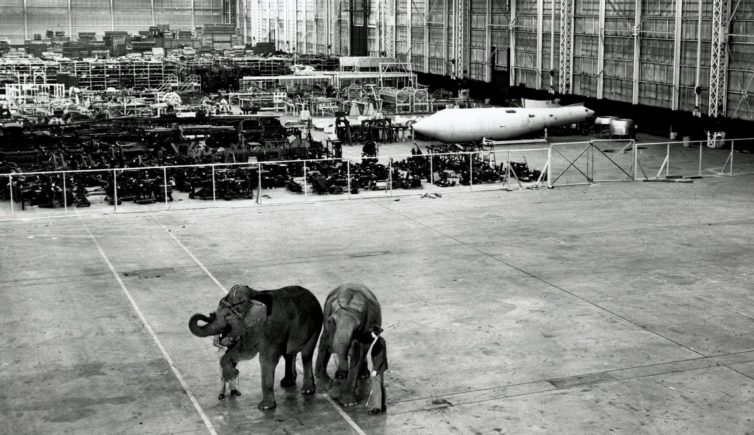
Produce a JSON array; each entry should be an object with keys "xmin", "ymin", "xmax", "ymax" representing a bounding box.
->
[
  {"xmin": 220, "ymin": 285, "xmax": 249, "ymax": 319},
  {"xmin": 221, "ymin": 285, "xmax": 274, "ymax": 319},
  {"xmin": 329, "ymin": 297, "xmax": 366, "ymax": 326}
]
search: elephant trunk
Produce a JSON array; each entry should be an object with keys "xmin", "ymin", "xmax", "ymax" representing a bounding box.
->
[{"xmin": 188, "ymin": 313, "xmax": 223, "ymax": 337}]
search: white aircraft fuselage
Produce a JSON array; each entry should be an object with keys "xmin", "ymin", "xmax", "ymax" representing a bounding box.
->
[{"xmin": 411, "ymin": 105, "xmax": 596, "ymax": 143}]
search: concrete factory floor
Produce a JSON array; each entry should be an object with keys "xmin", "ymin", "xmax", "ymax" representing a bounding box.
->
[{"xmin": 2, "ymin": 159, "xmax": 754, "ymax": 433}]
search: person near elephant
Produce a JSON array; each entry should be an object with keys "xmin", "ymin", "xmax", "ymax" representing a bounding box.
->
[
  {"xmin": 213, "ymin": 334, "xmax": 241, "ymax": 400},
  {"xmin": 189, "ymin": 284, "xmax": 323, "ymax": 410},
  {"xmin": 315, "ymin": 283, "xmax": 382, "ymax": 407},
  {"xmin": 365, "ymin": 325, "xmax": 387, "ymax": 415}
]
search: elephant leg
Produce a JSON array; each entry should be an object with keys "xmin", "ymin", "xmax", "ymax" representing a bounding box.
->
[
  {"xmin": 280, "ymin": 353, "xmax": 297, "ymax": 388},
  {"xmin": 257, "ymin": 354, "xmax": 280, "ymax": 410},
  {"xmin": 300, "ymin": 330, "xmax": 319, "ymax": 395},
  {"xmin": 339, "ymin": 342, "xmax": 366, "ymax": 407},
  {"xmin": 315, "ymin": 332, "xmax": 332, "ymax": 386}
]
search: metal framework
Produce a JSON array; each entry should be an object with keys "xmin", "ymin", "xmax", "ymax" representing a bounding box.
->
[
  {"xmin": 558, "ymin": 0, "xmax": 574, "ymax": 94},
  {"xmin": 708, "ymin": 0, "xmax": 731, "ymax": 117},
  {"xmin": 455, "ymin": 0, "xmax": 468, "ymax": 79}
]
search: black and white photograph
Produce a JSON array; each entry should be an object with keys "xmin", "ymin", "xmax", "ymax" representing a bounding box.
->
[{"xmin": 1, "ymin": 0, "xmax": 753, "ymax": 433}]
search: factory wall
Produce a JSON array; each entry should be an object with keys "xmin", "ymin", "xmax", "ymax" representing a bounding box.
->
[
  {"xmin": 246, "ymin": 0, "xmax": 754, "ymax": 122},
  {"xmin": 0, "ymin": 0, "xmax": 227, "ymax": 44}
]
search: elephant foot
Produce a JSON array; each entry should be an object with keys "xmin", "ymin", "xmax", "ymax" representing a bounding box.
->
[
  {"xmin": 335, "ymin": 369, "xmax": 348, "ymax": 380},
  {"xmin": 230, "ymin": 389, "xmax": 241, "ymax": 397},
  {"xmin": 301, "ymin": 381, "xmax": 316, "ymax": 395},
  {"xmin": 258, "ymin": 399, "xmax": 277, "ymax": 411},
  {"xmin": 358, "ymin": 370, "xmax": 371, "ymax": 380},
  {"xmin": 339, "ymin": 394, "xmax": 358, "ymax": 407},
  {"xmin": 280, "ymin": 376, "xmax": 297, "ymax": 388},
  {"xmin": 218, "ymin": 393, "xmax": 225, "ymax": 401}
]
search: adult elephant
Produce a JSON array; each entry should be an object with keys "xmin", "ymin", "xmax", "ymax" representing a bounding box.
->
[
  {"xmin": 188, "ymin": 285, "xmax": 323, "ymax": 410},
  {"xmin": 315, "ymin": 283, "xmax": 382, "ymax": 407}
]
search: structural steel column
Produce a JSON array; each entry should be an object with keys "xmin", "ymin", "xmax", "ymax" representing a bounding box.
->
[
  {"xmin": 443, "ymin": 0, "xmax": 448, "ymax": 75},
  {"xmin": 597, "ymin": 0, "xmax": 605, "ymax": 99},
  {"xmin": 694, "ymin": 0, "xmax": 702, "ymax": 115},
  {"xmin": 672, "ymin": 0, "xmax": 683, "ymax": 110},
  {"xmin": 151, "ymin": 0, "xmax": 155, "ymax": 26},
  {"xmin": 486, "ymin": 0, "xmax": 492, "ymax": 83},
  {"xmin": 632, "ymin": 0, "xmax": 641, "ymax": 104},
  {"xmin": 407, "ymin": 0, "xmax": 413, "ymax": 66},
  {"xmin": 110, "ymin": 0, "xmax": 115, "ymax": 31},
  {"xmin": 509, "ymin": 0, "xmax": 516, "ymax": 86},
  {"xmin": 191, "ymin": 0, "xmax": 196, "ymax": 31},
  {"xmin": 559, "ymin": 0, "xmax": 574, "ymax": 93},
  {"xmin": 425, "ymin": 0, "xmax": 430, "ymax": 73},
  {"xmin": 23, "ymin": 0, "xmax": 28, "ymax": 41},
  {"xmin": 708, "ymin": 0, "xmax": 731, "ymax": 117},
  {"xmin": 536, "ymin": 0, "xmax": 544, "ymax": 89},
  {"xmin": 550, "ymin": 0, "xmax": 555, "ymax": 91},
  {"xmin": 68, "ymin": 0, "xmax": 72, "ymax": 38}
]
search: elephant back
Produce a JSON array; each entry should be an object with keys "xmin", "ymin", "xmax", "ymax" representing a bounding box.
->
[{"xmin": 325, "ymin": 283, "xmax": 382, "ymax": 338}]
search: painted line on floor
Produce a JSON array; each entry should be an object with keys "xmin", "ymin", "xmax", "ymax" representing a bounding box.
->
[
  {"xmin": 79, "ymin": 216, "xmax": 218, "ymax": 435},
  {"xmin": 154, "ymin": 215, "xmax": 368, "ymax": 435}
]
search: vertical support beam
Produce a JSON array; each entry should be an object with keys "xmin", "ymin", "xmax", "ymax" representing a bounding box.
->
[
  {"xmin": 385, "ymin": 0, "xmax": 396, "ymax": 57},
  {"xmin": 151, "ymin": 0, "xmax": 156, "ymax": 26},
  {"xmin": 23, "ymin": 0, "xmax": 28, "ymax": 42},
  {"xmin": 111, "ymin": 0, "xmax": 115, "ymax": 31},
  {"xmin": 425, "ymin": 0, "xmax": 430, "ymax": 73},
  {"xmin": 550, "ymin": 0, "xmax": 555, "ymax": 91},
  {"xmin": 191, "ymin": 0, "xmax": 196, "ymax": 32},
  {"xmin": 68, "ymin": 0, "xmax": 72, "ymax": 39},
  {"xmin": 486, "ymin": 0, "xmax": 492, "ymax": 82},
  {"xmin": 632, "ymin": 0, "xmax": 641, "ymax": 104},
  {"xmin": 407, "ymin": 0, "xmax": 413, "ymax": 67},
  {"xmin": 509, "ymin": 0, "xmax": 516, "ymax": 86},
  {"xmin": 536, "ymin": 0, "xmax": 544, "ymax": 89},
  {"xmin": 694, "ymin": 0, "xmax": 703, "ymax": 115},
  {"xmin": 443, "ymin": 0, "xmax": 448, "ymax": 75},
  {"xmin": 559, "ymin": 0, "xmax": 574, "ymax": 93},
  {"xmin": 672, "ymin": 0, "xmax": 683, "ymax": 110},
  {"xmin": 242, "ymin": 0, "xmax": 248, "ymax": 45},
  {"xmin": 596, "ymin": 0, "xmax": 605, "ymax": 99},
  {"xmin": 708, "ymin": 0, "xmax": 731, "ymax": 117}
]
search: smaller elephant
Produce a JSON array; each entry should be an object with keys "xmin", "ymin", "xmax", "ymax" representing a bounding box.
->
[
  {"xmin": 315, "ymin": 283, "xmax": 382, "ymax": 407},
  {"xmin": 189, "ymin": 285, "xmax": 323, "ymax": 410}
]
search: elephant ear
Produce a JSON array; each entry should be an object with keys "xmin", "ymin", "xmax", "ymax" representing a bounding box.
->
[
  {"xmin": 248, "ymin": 293, "xmax": 273, "ymax": 316},
  {"xmin": 243, "ymin": 300, "xmax": 268, "ymax": 329}
]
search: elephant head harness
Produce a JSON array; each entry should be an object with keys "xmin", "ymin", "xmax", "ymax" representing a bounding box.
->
[
  {"xmin": 221, "ymin": 285, "xmax": 249, "ymax": 319},
  {"xmin": 329, "ymin": 295, "xmax": 366, "ymax": 326}
]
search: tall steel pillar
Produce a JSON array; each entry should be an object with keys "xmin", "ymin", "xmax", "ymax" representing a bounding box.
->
[
  {"xmin": 386, "ymin": 0, "xmax": 396, "ymax": 57},
  {"xmin": 558, "ymin": 0, "xmax": 574, "ymax": 94},
  {"xmin": 671, "ymin": 0, "xmax": 683, "ymax": 110},
  {"xmin": 508, "ymin": 0, "xmax": 516, "ymax": 86},
  {"xmin": 632, "ymin": 0, "xmax": 641, "ymax": 104},
  {"xmin": 596, "ymin": 0, "xmax": 605, "ymax": 99},
  {"xmin": 536, "ymin": 0, "xmax": 544, "ymax": 89},
  {"xmin": 708, "ymin": 0, "xmax": 731, "ymax": 117}
]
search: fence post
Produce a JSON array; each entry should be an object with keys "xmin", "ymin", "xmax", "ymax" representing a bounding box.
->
[
  {"xmin": 303, "ymin": 160, "xmax": 308, "ymax": 197},
  {"xmin": 211, "ymin": 164, "xmax": 216, "ymax": 202},
  {"xmin": 666, "ymin": 143, "xmax": 670, "ymax": 177},
  {"xmin": 62, "ymin": 172, "xmax": 67, "ymax": 211},
  {"xmin": 547, "ymin": 146, "xmax": 552, "ymax": 188},
  {"xmin": 257, "ymin": 162, "xmax": 262, "ymax": 204},
  {"xmin": 113, "ymin": 169, "xmax": 118, "ymax": 212},
  {"xmin": 388, "ymin": 157, "xmax": 393, "ymax": 196},
  {"xmin": 347, "ymin": 160, "xmax": 351, "ymax": 198},
  {"xmin": 633, "ymin": 140, "xmax": 638, "ymax": 181},
  {"xmin": 429, "ymin": 154, "xmax": 433, "ymax": 186},
  {"xmin": 469, "ymin": 152, "xmax": 473, "ymax": 191},
  {"xmin": 730, "ymin": 140, "xmax": 734, "ymax": 176},
  {"xmin": 9, "ymin": 174, "xmax": 14, "ymax": 219},
  {"xmin": 698, "ymin": 141, "xmax": 703, "ymax": 177},
  {"xmin": 163, "ymin": 167, "xmax": 169, "ymax": 206}
]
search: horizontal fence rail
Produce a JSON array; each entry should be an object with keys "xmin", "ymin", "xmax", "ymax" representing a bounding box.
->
[{"xmin": 2, "ymin": 136, "xmax": 753, "ymax": 220}]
